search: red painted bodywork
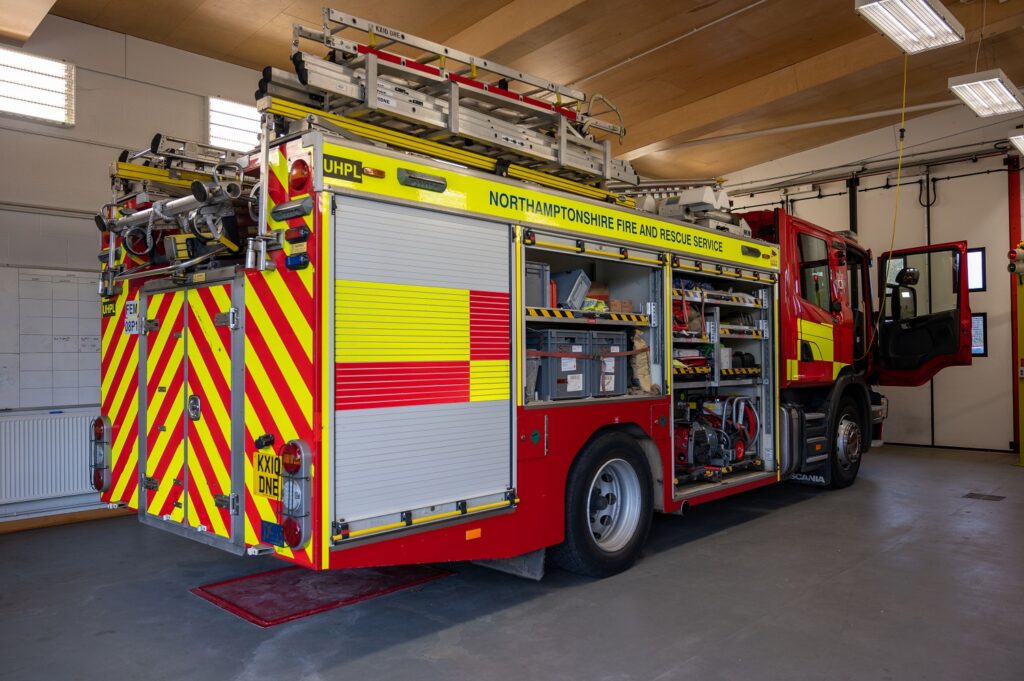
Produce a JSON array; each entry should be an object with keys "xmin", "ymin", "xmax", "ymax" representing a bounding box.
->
[
  {"xmin": 744, "ymin": 209, "xmax": 867, "ymax": 389},
  {"xmin": 327, "ymin": 398, "xmax": 672, "ymax": 568}
]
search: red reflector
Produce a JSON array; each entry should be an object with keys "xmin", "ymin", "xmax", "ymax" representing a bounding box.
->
[
  {"xmin": 284, "ymin": 226, "xmax": 310, "ymax": 243},
  {"xmin": 91, "ymin": 417, "xmax": 105, "ymax": 442},
  {"xmin": 288, "ymin": 159, "xmax": 311, "ymax": 193},
  {"xmin": 280, "ymin": 441, "xmax": 302, "ymax": 475},
  {"xmin": 92, "ymin": 467, "xmax": 104, "ymax": 492},
  {"xmin": 283, "ymin": 516, "xmax": 303, "ymax": 548}
]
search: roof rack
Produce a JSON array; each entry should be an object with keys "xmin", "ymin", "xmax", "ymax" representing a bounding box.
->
[{"xmin": 258, "ymin": 8, "xmax": 638, "ymax": 187}]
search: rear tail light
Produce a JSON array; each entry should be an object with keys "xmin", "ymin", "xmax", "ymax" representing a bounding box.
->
[
  {"xmin": 283, "ymin": 516, "xmax": 303, "ymax": 548},
  {"xmin": 288, "ymin": 159, "xmax": 311, "ymax": 193},
  {"xmin": 280, "ymin": 441, "xmax": 302, "ymax": 475},
  {"xmin": 278, "ymin": 439, "xmax": 311, "ymax": 549},
  {"xmin": 91, "ymin": 417, "xmax": 105, "ymax": 442},
  {"xmin": 90, "ymin": 416, "xmax": 111, "ymax": 492}
]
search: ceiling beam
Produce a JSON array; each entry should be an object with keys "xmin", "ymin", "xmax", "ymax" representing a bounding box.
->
[
  {"xmin": 617, "ymin": 3, "xmax": 1024, "ymax": 161},
  {"xmin": 0, "ymin": 0, "xmax": 56, "ymax": 45},
  {"xmin": 443, "ymin": 0, "xmax": 586, "ymax": 57}
]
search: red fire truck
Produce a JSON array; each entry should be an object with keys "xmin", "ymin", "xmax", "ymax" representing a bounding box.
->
[{"xmin": 88, "ymin": 10, "xmax": 971, "ymax": 578}]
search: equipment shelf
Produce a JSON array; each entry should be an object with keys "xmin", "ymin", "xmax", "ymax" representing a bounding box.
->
[
  {"xmin": 718, "ymin": 324, "xmax": 763, "ymax": 340},
  {"xmin": 673, "ymin": 366, "xmax": 711, "ymax": 378},
  {"xmin": 525, "ymin": 307, "xmax": 649, "ymax": 327},
  {"xmin": 672, "ymin": 289, "xmax": 763, "ymax": 309},
  {"xmin": 673, "ymin": 334, "xmax": 710, "ymax": 344}
]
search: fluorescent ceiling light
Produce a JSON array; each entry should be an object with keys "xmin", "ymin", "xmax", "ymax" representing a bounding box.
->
[
  {"xmin": 949, "ymin": 69, "xmax": 1024, "ymax": 118},
  {"xmin": 1011, "ymin": 129, "xmax": 1024, "ymax": 156},
  {"xmin": 855, "ymin": 0, "xmax": 964, "ymax": 54}
]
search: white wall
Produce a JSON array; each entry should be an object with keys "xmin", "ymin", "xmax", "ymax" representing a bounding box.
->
[
  {"xmin": 0, "ymin": 17, "xmax": 259, "ymax": 520},
  {"xmin": 728, "ymin": 106, "xmax": 1024, "ymax": 452},
  {"xmin": 0, "ymin": 15, "xmax": 258, "ymax": 269}
]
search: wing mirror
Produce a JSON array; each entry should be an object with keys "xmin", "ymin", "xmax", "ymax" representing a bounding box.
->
[{"xmin": 895, "ymin": 267, "xmax": 920, "ymax": 286}]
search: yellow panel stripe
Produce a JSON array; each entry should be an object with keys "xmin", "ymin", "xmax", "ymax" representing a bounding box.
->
[
  {"xmin": 336, "ymin": 280, "xmax": 469, "ymax": 361},
  {"xmin": 470, "ymin": 360, "xmax": 510, "ymax": 401}
]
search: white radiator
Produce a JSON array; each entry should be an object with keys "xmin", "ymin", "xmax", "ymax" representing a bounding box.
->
[{"xmin": 0, "ymin": 409, "xmax": 96, "ymax": 508}]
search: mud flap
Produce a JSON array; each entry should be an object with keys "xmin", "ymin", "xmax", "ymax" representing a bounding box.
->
[
  {"xmin": 473, "ymin": 548, "xmax": 546, "ymax": 580},
  {"xmin": 787, "ymin": 460, "xmax": 831, "ymax": 487}
]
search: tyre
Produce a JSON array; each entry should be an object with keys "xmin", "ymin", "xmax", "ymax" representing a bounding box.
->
[
  {"xmin": 549, "ymin": 431, "xmax": 653, "ymax": 578},
  {"xmin": 829, "ymin": 397, "xmax": 863, "ymax": 489}
]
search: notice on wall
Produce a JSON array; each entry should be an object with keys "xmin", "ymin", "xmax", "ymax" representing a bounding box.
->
[{"xmin": 0, "ymin": 267, "xmax": 101, "ymax": 410}]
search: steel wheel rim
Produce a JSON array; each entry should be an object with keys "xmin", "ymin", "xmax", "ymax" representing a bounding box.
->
[
  {"xmin": 835, "ymin": 414, "xmax": 862, "ymax": 471},
  {"xmin": 588, "ymin": 458, "xmax": 641, "ymax": 553}
]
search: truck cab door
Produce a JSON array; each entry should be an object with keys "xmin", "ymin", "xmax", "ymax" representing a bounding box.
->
[{"xmin": 875, "ymin": 241, "xmax": 971, "ymax": 386}]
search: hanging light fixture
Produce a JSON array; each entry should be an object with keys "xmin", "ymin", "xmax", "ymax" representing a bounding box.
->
[
  {"xmin": 854, "ymin": 0, "xmax": 965, "ymax": 54},
  {"xmin": 1010, "ymin": 127, "xmax": 1024, "ymax": 156},
  {"xmin": 949, "ymin": 69, "xmax": 1024, "ymax": 117}
]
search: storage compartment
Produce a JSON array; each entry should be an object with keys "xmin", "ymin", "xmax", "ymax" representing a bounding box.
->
[
  {"xmin": 590, "ymin": 331, "xmax": 627, "ymax": 396},
  {"xmin": 525, "ymin": 261, "xmax": 551, "ymax": 307},
  {"xmin": 522, "ymin": 244, "xmax": 665, "ymax": 402},
  {"xmin": 670, "ymin": 267, "xmax": 775, "ymax": 497},
  {"xmin": 526, "ymin": 329, "xmax": 591, "ymax": 400}
]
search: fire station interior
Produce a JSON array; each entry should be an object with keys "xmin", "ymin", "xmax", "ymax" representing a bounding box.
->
[{"xmin": 2, "ymin": 3, "xmax": 1024, "ymax": 681}]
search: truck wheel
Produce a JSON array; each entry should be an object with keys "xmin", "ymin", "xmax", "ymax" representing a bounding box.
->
[
  {"xmin": 829, "ymin": 397, "xmax": 863, "ymax": 489},
  {"xmin": 550, "ymin": 432, "xmax": 652, "ymax": 578}
]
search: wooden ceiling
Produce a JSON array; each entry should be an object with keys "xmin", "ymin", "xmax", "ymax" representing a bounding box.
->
[{"xmin": 49, "ymin": 0, "xmax": 1024, "ymax": 180}]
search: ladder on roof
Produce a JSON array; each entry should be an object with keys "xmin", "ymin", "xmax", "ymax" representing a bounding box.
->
[{"xmin": 259, "ymin": 8, "xmax": 638, "ymax": 187}]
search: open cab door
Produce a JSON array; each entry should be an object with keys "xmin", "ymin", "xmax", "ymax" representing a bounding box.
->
[{"xmin": 875, "ymin": 241, "xmax": 971, "ymax": 386}]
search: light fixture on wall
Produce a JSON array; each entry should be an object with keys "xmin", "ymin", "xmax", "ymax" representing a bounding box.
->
[
  {"xmin": 1011, "ymin": 126, "xmax": 1024, "ymax": 156},
  {"xmin": 949, "ymin": 69, "xmax": 1024, "ymax": 117},
  {"xmin": 854, "ymin": 0, "xmax": 964, "ymax": 54}
]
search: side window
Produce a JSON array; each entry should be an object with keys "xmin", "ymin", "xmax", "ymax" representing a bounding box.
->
[
  {"xmin": 882, "ymin": 248, "xmax": 960, "ymax": 321},
  {"xmin": 798, "ymin": 233, "xmax": 830, "ymax": 311}
]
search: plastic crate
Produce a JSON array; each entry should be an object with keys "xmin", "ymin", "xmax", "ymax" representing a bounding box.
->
[
  {"xmin": 525, "ymin": 261, "xmax": 551, "ymax": 307},
  {"xmin": 590, "ymin": 331, "xmax": 627, "ymax": 397},
  {"xmin": 552, "ymin": 269, "xmax": 591, "ymax": 310},
  {"xmin": 526, "ymin": 329, "xmax": 590, "ymax": 400}
]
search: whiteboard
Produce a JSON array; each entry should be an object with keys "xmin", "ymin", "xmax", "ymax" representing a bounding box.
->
[{"xmin": 0, "ymin": 266, "xmax": 101, "ymax": 411}]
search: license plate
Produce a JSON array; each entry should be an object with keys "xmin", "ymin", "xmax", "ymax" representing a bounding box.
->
[
  {"xmin": 261, "ymin": 520, "xmax": 284, "ymax": 547},
  {"xmin": 252, "ymin": 450, "xmax": 281, "ymax": 499}
]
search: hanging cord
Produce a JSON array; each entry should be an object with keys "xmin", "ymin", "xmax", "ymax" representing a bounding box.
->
[
  {"xmin": 974, "ymin": 0, "xmax": 987, "ymax": 73},
  {"xmin": 855, "ymin": 52, "xmax": 909, "ymax": 363}
]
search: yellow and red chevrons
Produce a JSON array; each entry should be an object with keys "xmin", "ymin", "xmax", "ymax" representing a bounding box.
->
[
  {"xmin": 185, "ymin": 285, "xmax": 234, "ymax": 538},
  {"xmin": 100, "ymin": 280, "xmax": 140, "ymax": 509},
  {"xmin": 334, "ymin": 284, "xmax": 510, "ymax": 409},
  {"xmin": 242, "ymin": 139, "xmax": 318, "ymax": 567},
  {"xmin": 144, "ymin": 291, "xmax": 187, "ymax": 520}
]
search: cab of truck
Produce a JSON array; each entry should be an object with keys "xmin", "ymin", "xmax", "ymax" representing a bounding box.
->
[{"xmin": 743, "ymin": 208, "xmax": 972, "ymax": 390}]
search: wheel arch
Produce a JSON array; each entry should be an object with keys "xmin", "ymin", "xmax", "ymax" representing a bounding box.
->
[
  {"xmin": 835, "ymin": 376, "xmax": 872, "ymax": 454},
  {"xmin": 573, "ymin": 423, "xmax": 665, "ymax": 513}
]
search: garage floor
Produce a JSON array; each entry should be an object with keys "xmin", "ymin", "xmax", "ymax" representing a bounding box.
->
[{"xmin": 2, "ymin": 445, "xmax": 1022, "ymax": 681}]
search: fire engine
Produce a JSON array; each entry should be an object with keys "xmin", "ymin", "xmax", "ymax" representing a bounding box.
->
[{"xmin": 88, "ymin": 9, "xmax": 972, "ymax": 578}]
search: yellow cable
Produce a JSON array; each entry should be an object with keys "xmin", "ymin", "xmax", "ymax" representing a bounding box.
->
[{"xmin": 857, "ymin": 53, "xmax": 909, "ymax": 364}]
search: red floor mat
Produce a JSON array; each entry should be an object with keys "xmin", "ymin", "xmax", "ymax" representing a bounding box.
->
[{"xmin": 192, "ymin": 564, "xmax": 450, "ymax": 627}]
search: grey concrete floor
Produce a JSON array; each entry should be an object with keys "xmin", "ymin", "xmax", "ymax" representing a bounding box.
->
[{"xmin": 1, "ymin": 445, "xmax": 1023, "ymax": 681}]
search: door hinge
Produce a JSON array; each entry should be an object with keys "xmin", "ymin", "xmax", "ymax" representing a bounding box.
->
[
  {"xmin": 144, "ymin": 318, "xmax": 160, "ymax": 334},
  {"xmin": 215, "ymin": 493, "xmax": 240, "ymax": 515},
  {"xmin": 214, "ymin": 307, "xmax": 239, "ymax": 330},
  {"xmin": 142, "ymin": 476, "xmax": 160, "ymax": 490}
]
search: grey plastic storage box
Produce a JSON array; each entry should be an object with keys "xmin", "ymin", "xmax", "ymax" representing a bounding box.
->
[
  {"xmin": 552, "ymin": 269, "xmax": 591, "ymax": 310},
  {"xmin": 525, "ymin": 261, "xmax": 551, "ymax": 308},
  {"xmin": 589, "ymin": 331, "xmax": 628, "ymax": 397},
  {"xmin": 526, "ymin": 329, "xmax": 590, "ymax": 400}
]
